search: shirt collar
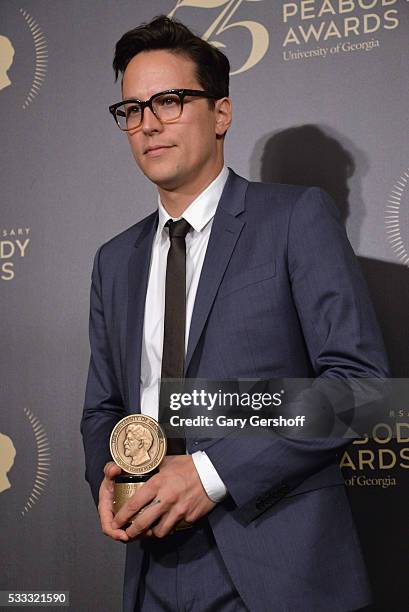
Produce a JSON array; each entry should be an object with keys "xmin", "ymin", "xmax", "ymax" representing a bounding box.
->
[{"xmin": 157, "ymin": 166, "xmax": 229, "ymax": 236}]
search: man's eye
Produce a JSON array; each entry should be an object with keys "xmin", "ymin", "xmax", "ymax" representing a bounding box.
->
[
  {"xmin": 160, "ymin": 97, "xmax": 177, "ymax": 106},
  {"xmin": 126, "ymin": 105, "xmax": 141, "ymax": 116}
]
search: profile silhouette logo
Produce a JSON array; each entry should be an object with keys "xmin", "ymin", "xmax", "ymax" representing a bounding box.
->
[
  {"xmin": 1, "ymin": 8, "xmax": 48, "ymax": 109},
  {"xmin": 0, "ymin": 432, "xmax": 16, "ymax": 493},
  {"xmin": 0, "ymin": 35, "xmax": 15, "ymax": 91},
  {"xmin": 0, "ymin": 409, "xmax": 50, "ymax": 516}
]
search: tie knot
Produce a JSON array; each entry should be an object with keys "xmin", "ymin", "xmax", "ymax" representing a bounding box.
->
[{"xmin": 166, "ymin": 218, "xmax": 191, "ymax": 240}]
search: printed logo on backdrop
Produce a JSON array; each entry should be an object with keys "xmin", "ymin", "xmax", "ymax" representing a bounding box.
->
[
  {"xmin": 168, "ymin": 0, "xmax": 269, "ymax": 74},
  {"xmin": 0, "ymin": 7, "xmax": 48, "ymax": 108},
  {"xmin": 340, "ymin": 419, "xmax": 409, "ymax": 489},
  {"xmin": 385, "ymin": 168, "xmax": 409, "ymax": 267},
  {"xmin": 0, "ymin": 226, "xmax": 31, "ymax": 281},
  {"xmin": 280, "ymin": 0, "xmax": 404, "ymax": 63},
  {"xmin": 0, "ymin": 408, "xmax": 50, "ymax": 517}
]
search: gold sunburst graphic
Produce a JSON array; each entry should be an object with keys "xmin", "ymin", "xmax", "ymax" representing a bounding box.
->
[
  {"xmin": 21, "ymin": 407, "xmax": 51, "ymax": 516},
  {"xmin": 20, "ymin": 8, "xmax": 48, "ymax": 110},
  {"xmin": 385, "ymin": 169, "xmax": 409, "ymax": 267}
]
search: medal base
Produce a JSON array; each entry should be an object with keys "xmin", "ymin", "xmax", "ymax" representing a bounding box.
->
[{"xmin": 113, "ymin": 471, "xmax": 158, "ymax": 522}]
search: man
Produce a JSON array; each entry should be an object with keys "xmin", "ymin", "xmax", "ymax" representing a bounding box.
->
[{"xmin": 81, "ymin": 15, "xmax": 389, "ymax": 612}]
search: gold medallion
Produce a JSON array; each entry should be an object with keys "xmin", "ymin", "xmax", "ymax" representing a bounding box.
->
[
  {"xmin": 109, "ymin": 415, "xmax": 167, "ymax": 518},
  {"xmin": 110, "ymin": 414, "xmax": 167, "ymax": 475}
]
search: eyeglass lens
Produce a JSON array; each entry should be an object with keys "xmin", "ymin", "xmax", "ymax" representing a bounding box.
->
[{"xmin": 116, "ymin": 93, "xmax": 182, "ymax": 130}]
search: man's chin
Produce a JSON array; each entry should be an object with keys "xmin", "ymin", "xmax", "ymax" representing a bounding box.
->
[{"xmin": 141, "ymin": 166, "xmax": 183, "ymax": 191}]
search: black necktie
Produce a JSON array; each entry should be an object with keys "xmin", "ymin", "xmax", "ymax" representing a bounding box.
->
[{"xmin": 159, "ymin": 218, "xmax": 191, "ymax": 454}]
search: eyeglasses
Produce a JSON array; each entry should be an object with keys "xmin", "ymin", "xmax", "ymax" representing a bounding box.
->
[{"xmin": 109, "ymin": 88, "xmax": 218, "ymax": 132}]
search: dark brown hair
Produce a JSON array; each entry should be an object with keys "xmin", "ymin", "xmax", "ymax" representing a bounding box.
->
[{"xmin": 113, "ymin": 15, "xmax": 230, "ymax": 100}]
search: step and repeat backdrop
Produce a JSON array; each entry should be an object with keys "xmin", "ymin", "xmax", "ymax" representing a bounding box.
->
[{"xmin": 1, "ymin": 1, "xmax": 408, "ymax": 610}]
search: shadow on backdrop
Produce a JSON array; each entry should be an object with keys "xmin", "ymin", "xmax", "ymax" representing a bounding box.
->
[
  {"xmin": 251, "ymin": 124, "xmax": 409, "ymax": 378},
  {"xmin": 252, "ymin": 125, "xmax": 409, "ymax": 612}
]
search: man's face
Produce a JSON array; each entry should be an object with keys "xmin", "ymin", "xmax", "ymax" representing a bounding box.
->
[
  {"xmin": 121, "ymin": 50, "xmax": 225, "ymax": 192},
  {"xmin": 124, "ymin": 429, "xmax": 143, "ymax": 457}
]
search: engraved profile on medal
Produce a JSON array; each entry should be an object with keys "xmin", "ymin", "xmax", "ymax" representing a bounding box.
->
[
  {"xmin": 123, "ymin": 423, "xmax": 154, "ymax": 466},
  {"xmin": 110, "ymin": 414, "xmax": 166, "ymax": 474}
]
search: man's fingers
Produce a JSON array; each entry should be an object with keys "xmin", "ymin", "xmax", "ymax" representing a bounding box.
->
[
  {"xmin": 99, "ymin": 463, "xmax": 129, "ymax": 542},
  {"xmin": 124, "ymin": 499, "xmax": 164, "ymax": 538},
  {"xmin": 112, "ymin": 479, "xmax": 159, "ymax": 528},
  {"xmin": 104, "ymin": 461, "xmax": 122, "ymax": 480},
  {"xmin": 110, "ymin": 456, "xmax": 213, "ymax": 538},
  {"xmin": 151, "ymin": 507, "xmax": 188, "ymax": 539},
  {"xmin": 99, "ymin": 501, "xmax": 129, "ymax": 542}
]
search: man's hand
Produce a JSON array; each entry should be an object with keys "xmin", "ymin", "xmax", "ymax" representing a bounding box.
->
[
  {"xmin": 111, "ymin": 455, "xmax": 216, "ymax": 539},
  {"xmin": 98, "ymin": 462, "xmax": 130, "ymax": 543}
]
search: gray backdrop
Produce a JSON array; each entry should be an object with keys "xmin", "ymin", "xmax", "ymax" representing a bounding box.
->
[{"xmin": 1, "ymin": 1, "xmax": 408, "ymax": 610}]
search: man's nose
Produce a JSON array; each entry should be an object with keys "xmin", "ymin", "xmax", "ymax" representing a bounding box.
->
[{"xmin": 141, "ymin": 106, "xmax": 163, "ymax": 134}]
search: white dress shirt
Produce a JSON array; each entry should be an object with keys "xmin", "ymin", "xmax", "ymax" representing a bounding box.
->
[{"xmin": 140, "ymin": 166, "xmax": 229, "ymax": 503}]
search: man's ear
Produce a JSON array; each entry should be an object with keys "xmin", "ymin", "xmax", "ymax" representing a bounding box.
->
[{"xmin": 215, "ymin": 97, "xmax": 232, "ymax": 137}]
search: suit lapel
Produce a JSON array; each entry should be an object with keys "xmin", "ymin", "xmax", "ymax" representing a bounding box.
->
[
  {"xmin": 126, "ymin": 211, "xmax": 158, "ymax": 411},
  {"xmin": 125, "ymin": 170, "xmax": 249, "ymax": 403},
  {"xmin": 185, "ymin": 170, "xmax": 248, "ymax": 373}
]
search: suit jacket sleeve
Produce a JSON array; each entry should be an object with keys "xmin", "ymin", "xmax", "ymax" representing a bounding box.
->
[
  {"xmin": 81, "ymin": 245, "xmax": 126, "ymax": 507},
  {"xmin": 205, "ymin": 186, "xmax": 390, "ymax": 524}
]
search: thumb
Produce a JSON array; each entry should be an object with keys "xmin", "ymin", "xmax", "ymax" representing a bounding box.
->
[{"xmin": 104, "ymin": 461, "xmax": 122, "ymax": 480}]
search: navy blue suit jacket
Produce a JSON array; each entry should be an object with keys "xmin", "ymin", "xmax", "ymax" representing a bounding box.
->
[{"xmin": 81, "ymin": 169, "xmax": 389, "ymax": 611}]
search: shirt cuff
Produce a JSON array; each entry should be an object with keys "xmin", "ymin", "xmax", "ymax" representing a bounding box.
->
[{"xmin": 191, "ymin": 450, "xmax": 228, "ymax": 503}]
